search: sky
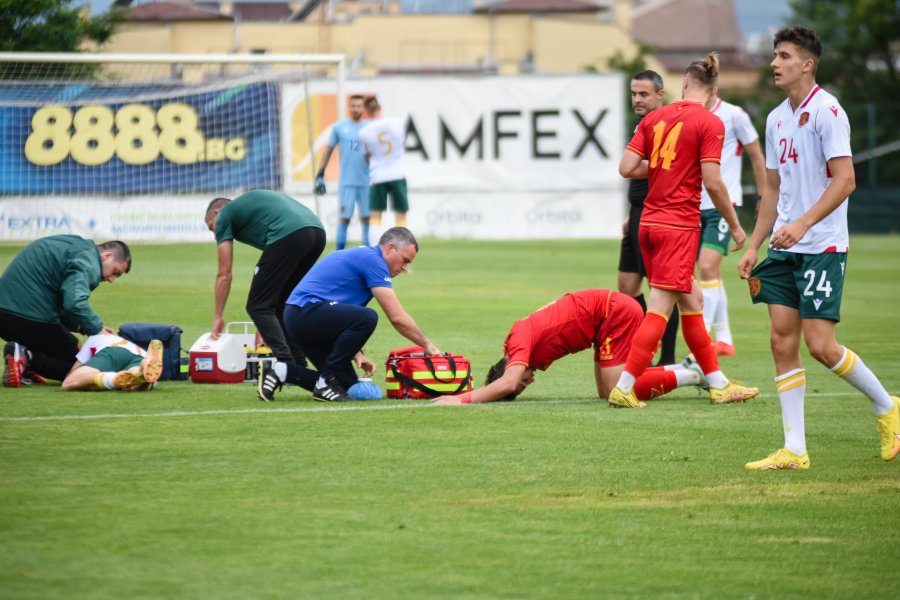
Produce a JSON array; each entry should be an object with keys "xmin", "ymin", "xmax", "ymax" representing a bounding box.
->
[{"xmin": 87, "ymin": 0, "xmax": 794, "ymax": 37}]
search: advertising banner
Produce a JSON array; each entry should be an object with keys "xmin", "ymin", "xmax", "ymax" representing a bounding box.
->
[
  {"xmin": 282, "ymin": 75, "xmax": 625, "ymax": 192},
  {"xmin": 0, "ymin": 83, "xmax": 280, "ymax": 194}
]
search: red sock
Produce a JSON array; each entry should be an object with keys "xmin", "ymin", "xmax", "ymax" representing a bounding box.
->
[
  {"xmin": 633, "ymin": 369, "xmax": 678, "ymax": 400},
  {"xmin": 623, "ymin": 311, "xmax": 668, "ymax": 379},
  {"xmin": 681, "ymin": 311, "xmax": 719, "ymax": 374}
]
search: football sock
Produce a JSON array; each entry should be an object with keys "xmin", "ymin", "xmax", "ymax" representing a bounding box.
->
[
  {"xmin": 633, "ymin": 369, "xmax": 678, "ymax": 400},
  {"xmin": 681, "ymin": 311, "xmax": 727, "ymax": 388},
  {"xmin": 712, "ymin": 284, "xmax": 733, "ymax": 345},
  {"xmin": 273, "ymin": 361, "xmax": 287, "ymax": 382},
  {"xmin": 776, "ymin": 368, "xmax": 807, "ymax": 455},
  {"xmin": 361, "ymin": 222, "xmax": 370, "ymax": 246},
  {"xmin": 618, "ymin": 310, "xmax": 668, "ymax": 392},
  {"xmin": 93, "ymin": 372, "xmax": 117, "ymax": 390},
  {"xmin": 369, "ymin": 219, "xmax": 383, "ymax": 245},
  {"xmin": 700, "ymin": 279, "xmax": 720, "ymax": 333},
  {"xmin": 830, "ymin": 346, "xmax": 894, "ymax": 415},
  {"xmin": 659, "ymin": 304, "xmax": 679, "ymax": 364},
  {"xmin": 336, "ymin": 221, "xmax": 348, "ymax": 250},
  {"xmin": 396, "ymin": 213, "xmax": 407, "ymax": 227}
]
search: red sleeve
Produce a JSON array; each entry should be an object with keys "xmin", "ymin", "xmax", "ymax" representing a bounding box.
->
[
  {"xmin": 626, "ymin": 119, "xmax": 648, "ymax": 158},
  {"xmin": 503, "ymin": 320, "xmax": 532, "ymax": 368},
  {"xmin": 699, "ymin": 113, "xmax": 725, "ymax": 164}
]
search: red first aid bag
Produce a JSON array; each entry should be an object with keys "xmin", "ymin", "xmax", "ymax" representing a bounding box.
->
[{"xmin": 385, "ymin": 346, "xmax": 474, "ymax": 399}]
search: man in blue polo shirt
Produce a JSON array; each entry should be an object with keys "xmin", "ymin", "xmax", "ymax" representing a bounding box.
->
[{"xmin": 258, "ymin": 227, "xmax": 440, "ymax": 402}]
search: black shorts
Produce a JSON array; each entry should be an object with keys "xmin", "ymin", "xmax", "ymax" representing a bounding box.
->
[{"xmin": 617, "ymin": 203, "xmax": 646, "ymax": 277}]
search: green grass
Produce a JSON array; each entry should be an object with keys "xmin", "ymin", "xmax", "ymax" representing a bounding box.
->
[{"xmin": 1, "ymin": 237, "xmax": 899, "ymax": 599}]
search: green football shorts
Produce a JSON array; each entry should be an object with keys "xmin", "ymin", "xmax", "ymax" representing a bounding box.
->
[
  {"xmin": 748, "ymin": 249, "xmax": 847, "ymax": 321},
  {"xmin": 369, "ymin": 179, "xmax": 409, "ymax": 212},
  {"xmin": 699, "ymin": 208, "xmax": 730, "ymax": 255},
  {"xmin": 83, "ymin": 346, "xmax": 143, "ymax": 373}
]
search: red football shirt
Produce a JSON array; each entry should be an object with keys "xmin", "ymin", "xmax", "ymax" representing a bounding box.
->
[
  {"xmin": 626, "ymin": 100, "xmax": 725, "ymax": 228},
  {"xmin": 504, "ymin": 289, "xmax": 615, "ymax": 371}
]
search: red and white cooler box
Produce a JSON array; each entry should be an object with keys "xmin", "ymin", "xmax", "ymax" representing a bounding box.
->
[{"xmin": 189, "ymin": 332, "xmax": 247, "ymax": 384}]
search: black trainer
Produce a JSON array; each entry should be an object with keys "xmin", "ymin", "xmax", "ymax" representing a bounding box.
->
[
  {"xmin": 313, "ymin": 376, "xmax": 354, "ymax": 402},
  {"xmin": 257, "ymin": 361, "xmax": 282, "ymax": 402}
]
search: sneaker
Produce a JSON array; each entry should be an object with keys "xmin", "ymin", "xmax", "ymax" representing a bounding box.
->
[
  {"xmin": 257, "ymin": 361, "xmax": 282, "ymax": 402},
  {"xmin": 3, "ymin": 341, "xmax": 26, "ymax": 388},
  {"xmin": 680, "ymin": 354, "xmax": 710, "ymax": 392},
  {"xmin": 709, "ymin": 380, "xmax": 758, "ymax": 404},
  {"xmin": 745, "ymin": 448, "xmax": 810, "ymax": 471},
  {"xmin": 712, "ymin": 341, "xmax": 736, "ymax": 357},
  {"xmin": 876, "ymin": 396, "xmax": 900, "ymax": 461},
  {"xmin": 140, "ymin": 340, "xmax": 164, "ymax": 383},
  {"xmin": 607, "ymin": 387, "xmax": 645, "ymax": 408},
  {"xmin": 313, "ymin": 376, "xmax": 354, "ymax": 402}
]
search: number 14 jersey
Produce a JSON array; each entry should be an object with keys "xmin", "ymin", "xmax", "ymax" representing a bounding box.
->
[
  {"xmin": 626, "ymin": 100, "xmax": 725, "ymax": 229},
  {"xmin": 765, "ymin": 85, "xmax": 852, "ymax": 254}
]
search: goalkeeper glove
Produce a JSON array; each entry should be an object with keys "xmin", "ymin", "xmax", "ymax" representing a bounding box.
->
[{"xmin": 314, "ymin": 172, "xmax": 326, "ymax": 195}]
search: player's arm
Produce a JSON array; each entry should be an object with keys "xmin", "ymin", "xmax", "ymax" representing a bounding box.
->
[
  {"xmin": 770, "ymin": 156, "xmax": 855, "ymax": 250},
  {"xmin": 211, "ymin": 240, "xmax": 234, "ymax": 339},
  {"xmin": 738, "ymin": 168, "xmax": 780, "ymax": 278},
  {"xmin": 700, "ymin": 161, "xmax": 745, "ymax": 250},
  {"xmin": 744, "ymin": 139, "xmax": 768, "ymax": 202},
  {"xmin": 371, "ymin": 286, "xmax": 439, "ymax": 355},
  {"xmin": 433, "ymin": 363, "xmax": 529, "ymax": 405},
  {"xmin": 318, "ymin": 145, "xmax": 335, "ymax": 175},
  {"xmin": 618, "ymin": 149, "xmax": 648, "ymax": 179}
]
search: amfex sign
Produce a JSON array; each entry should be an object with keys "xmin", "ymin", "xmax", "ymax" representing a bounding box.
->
[{"xmin": 282, "ymin": 74, "xmax": 624, "ymax": 193}]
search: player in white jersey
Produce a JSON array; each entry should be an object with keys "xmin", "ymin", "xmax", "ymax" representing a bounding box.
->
[
  {"xmin": 737, "ymin": 26, "xmax": 899, "ymax": 470},
  {"xmin": 359, "ymin": 96, "xmax": 409, "ymax": 243},
  {"xmin": 61, "ymin": 334, "xmax": 163, "ymax": 392},
  {"xmin": 697, "ymin": 96, "xmax": 766, "ymax": 356}
]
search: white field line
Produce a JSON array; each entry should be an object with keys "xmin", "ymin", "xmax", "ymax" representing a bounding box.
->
[{"xmin": 0, "ymin": 392, "xmax": 850, "ymax": 423}]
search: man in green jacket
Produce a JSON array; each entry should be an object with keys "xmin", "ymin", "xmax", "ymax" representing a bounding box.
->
[
  {"xmin": 204, "ymin": 190, "xmax": 326, "ymax": 381},
  {"xmin": 0, "ymin": 235, "xmax": 131, "ymax": 387}
]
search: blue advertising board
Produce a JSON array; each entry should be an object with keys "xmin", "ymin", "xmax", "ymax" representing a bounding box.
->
[{"xmin": 0, "ymin": 82, "xmax": 280, "ymax": 194}]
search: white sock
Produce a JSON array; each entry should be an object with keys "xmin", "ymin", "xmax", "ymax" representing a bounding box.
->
[
  {"xmin": 273, "ymin": 361, "xmax": 287, "ymax": 382},
  {"xmin": 776, "ymin": 368, "xmax": 807, "ymax": 455},
  {"xmin": 675, "ymin": 369, "xmax": 700, "ymax": 386},
  {"xmin": 101, "ymin": 372, "xmax": 117, "ymax": 390},
  {"xmin": 706, "ymin": 370, "xmax": 729, "ymax": 389},
  {"xmin": 830, "ymin": 346, "xmax": 893, "ymax": 415},
  {"xmin": 700, "ymin": 280, "xmax": 719, "ymax": 333},
  {"xmin": 616, "ymin": 371, "xmax": 637, "ymax": 393},
  {"xmin": 711, "ymin": 285, "xmax": 733, "ymax": 345},
  {"xmin": 316, "ymin": 376, "xmax": 327, "ymax": 388},
  {"xmin": 369, "ymin": 223, "xmax": 384, "ymax": 245}
]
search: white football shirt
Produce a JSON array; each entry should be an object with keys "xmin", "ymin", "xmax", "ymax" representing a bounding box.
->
[
  {"xmin": 359, "ymin": 117, "xmax": 406, "ymax": 185},
  {"xmin": 76, "ymin": 334, "xmax": 146, "ymax": 364},
  {"xmin": 700, "ymin": 99, "xmax": 759, "ymax": 209},
  {"xmin": 765, "ymin": 85, "xmax": 851, "ymax": 253}
]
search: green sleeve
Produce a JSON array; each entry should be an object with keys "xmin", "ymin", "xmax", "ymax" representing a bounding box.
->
[{"xmin": 59, "ymin": 250, "xmax": 103, "ymax": 335}]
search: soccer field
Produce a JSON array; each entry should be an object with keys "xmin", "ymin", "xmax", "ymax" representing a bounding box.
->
[{"xmin": 1, "ymin": 237, "xmax": 899, "ymax": 599}]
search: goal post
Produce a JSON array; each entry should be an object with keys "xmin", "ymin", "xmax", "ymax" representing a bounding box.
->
[{"xmin": 0, "ymin": 52, "xmax": 344, "ymax": 241}]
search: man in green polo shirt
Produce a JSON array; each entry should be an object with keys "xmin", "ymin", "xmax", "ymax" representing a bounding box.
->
[
  {"xmin": 0, "ymin": 235, "xmax": 131, "ymax": 387},
  {"xmin": 204, "ymin": 190, "xmax": 326, "ymax": 375}
]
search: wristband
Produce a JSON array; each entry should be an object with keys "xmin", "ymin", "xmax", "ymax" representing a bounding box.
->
[{"xmin": 459, "ymin": 393, "xmax": 473, "ymax": 404}]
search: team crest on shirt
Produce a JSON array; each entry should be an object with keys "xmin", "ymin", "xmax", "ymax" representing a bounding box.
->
[
  {"xmin": 798, "ymin": 112, "xmax": 810, "ymax": 127},
  {"xmin": 748, "ymin": 277, "xmax": 762, "ymax": 297},
  {"xmin": 830, "ymin": 106, "xmax": 838, "ymax": 116}
]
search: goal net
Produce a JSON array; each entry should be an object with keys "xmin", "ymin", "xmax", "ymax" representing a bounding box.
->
[{"xmin": 0, "ymin": 53, "xmax": 344, "ymax": 240}]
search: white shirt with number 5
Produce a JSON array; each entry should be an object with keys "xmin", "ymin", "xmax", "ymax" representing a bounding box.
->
[{"xmin": 359, "ymin": 117, "xmax": 406, "ymax": 185}]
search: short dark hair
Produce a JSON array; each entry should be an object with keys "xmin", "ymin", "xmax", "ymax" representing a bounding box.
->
[
  {"xmin": 774, "ymin": 26, "xmax": 822, "ymax": 60},
  {"xmin": 205, "ymin": 197, "xmax": 230, "ymax": 223},
  {"xmin": 364, "ymin": 96, "xmax": 380, "ymax": 114},
  {"xmin": 96, "ymin": 240, "xmax": 131, "ymax": 273},
  {"xmin": 684, "ymin": 52, "xmax": 719, "ymax": 88},
  {"xmin": 632, "ymin": 69, "xmax": 663, "ymax": 92},
  {"xmin": 379, "ymin": 227, "xmax": 418, "ymax": 251},
  {"xmin": 485, "ymin": 356, "xmax": 519, "ymax": 401},
  {"xmin": 349, "ymin": 94, "xmax": 364, "ymax": 102}
]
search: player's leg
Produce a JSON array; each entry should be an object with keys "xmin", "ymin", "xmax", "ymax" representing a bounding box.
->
[
  {"xmin": 61, "ymin": 365, "xmax": 103, "ymax": 391},
  {"xmin": 62, "ymin": 347, "xmax": 146, "ymax": 391},
  {"xmin": 617, "ymin": 204, "xmax": 646, "ymax": 308},
  {"xmin": 745, "ymin": 252, "xmax": 809, "ymax": 470},
  {"xmin": 390, "ymin": 179, "xmax": 409, "ymax": 227},
  {"xmin": 358, "ymin": 186, "xmax": 372, "ymax": 246},
  {"xmin": 796, "ymin": 253, "xmax": 899, "ymax": 460},
  {"xmin": 1, "ymin": 313, "xmax": 79, "ymax": 384},
  {"xmin": 336, "ymin": 185, "xmax": 355, "ymax": 250},
  {"xmin": 698, "ymin": 209, "xmax": 734, "ymax": 354},
  {"xmin": 368, "ymin": 183, "xmax": 388, "ymax": 243}
]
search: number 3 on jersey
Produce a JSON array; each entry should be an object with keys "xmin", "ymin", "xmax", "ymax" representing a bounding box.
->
[
  {"xmin": 778, "ymin": 138, "xmax": 798, "ymax": 164},
  {"xmin": 650, "ymin": 121, "xmax": 683, "ymax": 170}
]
